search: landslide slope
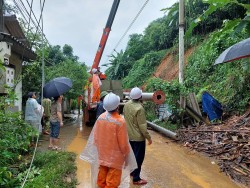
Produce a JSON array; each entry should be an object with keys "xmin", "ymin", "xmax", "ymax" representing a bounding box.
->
[{"xmin": 153, "ymin": 47, "xmax": 195, "ymax": 81}]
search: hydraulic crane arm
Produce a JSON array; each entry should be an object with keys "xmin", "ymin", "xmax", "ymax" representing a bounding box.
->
[{"xmin": 92, "ymin": 0, "xmax": 120, "ymax": 69}]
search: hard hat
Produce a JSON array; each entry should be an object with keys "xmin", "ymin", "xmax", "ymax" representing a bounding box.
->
[
  {"xmin": 130, "ymin": 87, "xmax": 142, "ymax": 99},
  {"xmin": 92, "ymin": 68, "xmax": 97, "ymax": 74},
  {"xmin": 103, "ymin": 92, "xmax": 120, "ymax": 111},
  {"xmin": 100, "ymin": 91, "xmax": 108, "ymax": 99}
]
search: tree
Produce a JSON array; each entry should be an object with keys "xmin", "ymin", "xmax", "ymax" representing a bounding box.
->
[
  {"xmin": 105, "ymin": 50, "xmax": 133, "ymax": 80},
  {"xmin": 47, "ymin": 45, "xmax": 65, "ymax": 65},
  {"xmin": 45, "ymin": 59, "xmax": 88, "ymax": 99},
  {"xmin": 186, "ymin": 0, "xmax": 250, "ymax": 37},
  {"xmin": 63, "ymin": 44, "xmax": 79, "ymax": 61},
  {"xmin": 126, "ymin": 34, "xmax": 149, "ymax": 61}
]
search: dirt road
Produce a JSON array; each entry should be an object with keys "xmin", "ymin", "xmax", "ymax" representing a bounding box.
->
[{"xmin": 41, "ymin": 115, "xmax": 241, "ymax": 188}]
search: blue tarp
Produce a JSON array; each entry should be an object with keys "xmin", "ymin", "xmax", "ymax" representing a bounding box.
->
[{"xmin": 202, "ymin": 92, "xmax": 223, "ymax": 121}]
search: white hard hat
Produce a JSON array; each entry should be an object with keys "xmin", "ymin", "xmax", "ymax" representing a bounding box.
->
[
  {"xmin": 92, "ymin": 68, "xmax": 97, "ymax": 73},
  {"xmin": 130, "ymin": 87, "xmax": 142, "ymax": 99},
  {"xmin": 103, "ymin": 92, "xmax": 120, "ymax": 111}
]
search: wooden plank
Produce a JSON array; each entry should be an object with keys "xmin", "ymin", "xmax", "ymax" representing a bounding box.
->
[
  {"xmin": 188, "ymin": 93, "xmax": 202, "ymax": 116},
  {"xmin": 186, "ymin": 104, "xmax": 210, "ymax": 125}
]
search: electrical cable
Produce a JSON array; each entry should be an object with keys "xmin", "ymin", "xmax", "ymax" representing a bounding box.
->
[
  {"xmin": 14, "ymin": 0, "xmax": 34, "ymax": 26},
  {"xmin": 103, "ymin": 0, "xmax": 150, "ymax": 65},
  {"xmin": 25, "ymin": 0, "xmax": 48, "ymax": 44},
  {"xmin": 25, "ymin": 0, "xmax": 47, "ymax": 47},
  {"xmin": 40, "ymin": 0, "xmax": 45, "ymax": 108},
  {"xmin": 14, "ymin": 0, "xmax": 48, "ymax": 43},
  {"xmin": 26, "ymin": 0, "xmax": 33, "ymax": 34},
  {"xmin": 17, "ymin": 0, "xmax": 42, "ymax": 32},
  {"xmin": 12, "ymin": 0, "xmax": 29, "ymax": 23},
  {"xmin": 20, "ymin": 135, "xmax": 39, "ymax": 188},
  {"xmin": 13, "ymin": 0, "xmax": 39, "ymax": 41},
  {"xmin": 19, "ymin": 1, "xmax": 46, "ymax": 187},
  {"xmin": 19, "ymin": 0, "xmax": 34, "ymax": 61}
]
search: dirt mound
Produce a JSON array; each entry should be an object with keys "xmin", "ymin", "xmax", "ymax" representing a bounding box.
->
[{"xmin": 154, "ymin": 47, "xmax": 196, "ymax": 81}]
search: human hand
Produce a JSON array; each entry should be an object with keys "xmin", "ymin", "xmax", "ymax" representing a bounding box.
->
[
  {"xmin": 60, "ymin": 122, "xmax": 64, "ymax": 127},
  {"xmin": 148, "ymin": 139, "xmax": 152, "ymax": 145}
]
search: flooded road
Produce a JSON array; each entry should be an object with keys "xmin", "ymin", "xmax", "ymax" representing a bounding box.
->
[{"xmin": 64, "ymin": 116, "xmax": 240, "ymax": 188}]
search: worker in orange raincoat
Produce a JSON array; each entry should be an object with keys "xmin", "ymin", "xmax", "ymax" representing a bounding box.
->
[
  {"xmin": 80, "ymin": 93, "xmax": 137, "ymax": 188},
  {"xmin": 91, "ymin": 68, "xmax": 102, "ymax": 103}
]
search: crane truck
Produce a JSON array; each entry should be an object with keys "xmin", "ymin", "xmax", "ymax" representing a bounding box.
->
[{"xmin": 83, "ymin": 0, "xmax": 165, "ymax": 125}]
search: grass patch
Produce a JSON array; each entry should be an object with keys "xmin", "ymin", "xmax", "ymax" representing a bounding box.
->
[
  {"xmin": 23, "ymin": 151, "xmax": 77, "ymax": 188},
  {"xmin": 155, "ymin": 121, "xmax": 178, "ymax": 132}
]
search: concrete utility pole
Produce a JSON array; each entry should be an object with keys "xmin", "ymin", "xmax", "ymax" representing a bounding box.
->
[
  {"xmin": 0, "ymin": 0, "xmax": 3, "ymax": 32},
  {"xmin": 179, "ymin": 0, "xmax": 184, "ymax": 84},
  {"xmin": 41, "ymin": 9, "xmax": 45, "ymax": 103},
  {"xmin": 179, "ymin": 0, "xmax": 185, "ymax": 115}
]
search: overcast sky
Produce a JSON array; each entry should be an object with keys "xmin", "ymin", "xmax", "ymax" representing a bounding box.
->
[{"xmin": 16, "ymin": 0, "xmax": 177, "ymax": 70}]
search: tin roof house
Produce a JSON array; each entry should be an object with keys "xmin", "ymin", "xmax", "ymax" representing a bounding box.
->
[{"xmin": 0, "ymin": 14, "xmax": 36, "ymax": 111}]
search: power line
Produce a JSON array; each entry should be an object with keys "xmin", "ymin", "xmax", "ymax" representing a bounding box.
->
[
  {"xmin": 103, "ymin": 0, "xmax": 150, "ymax": 66},
  {"xmin": 24, "ymin": 0, "xmax": 47, "ymax": 46},
  {"xmin": 13, "ymin": 0, "xmax": 48, "ymax": 43},
  {"xmin": 12, "ymin": 0, "xmax": 29, "ymax": 23},
  {"xmin": 20, "ymin": 136, "xmax": 39, "ymax": 188},
  {"xmin": 20, "ymin": 1, "xmax": 46, "ymax": 187},
  {"xmin": 26, "ymin": 0, "xmax": 33, "ymax": 34}
]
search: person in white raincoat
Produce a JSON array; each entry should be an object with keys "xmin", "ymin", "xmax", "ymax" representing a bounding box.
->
[{"xmin": 80, "ymin": 93, "xmax": 137, "ymax": 188}]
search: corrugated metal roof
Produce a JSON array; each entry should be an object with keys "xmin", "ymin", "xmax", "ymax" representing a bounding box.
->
[
  {"xmin": 0, "ymin": 32, "xmax": 36, "ymax": 60},
  {"xmin": 1, "ymin": 15, "xmax": 36, "ymax": 60}
]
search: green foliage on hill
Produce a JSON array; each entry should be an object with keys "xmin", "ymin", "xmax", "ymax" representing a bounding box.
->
[
  {"xmin": 122, "ymin": 50, "xmax": 166, "ymax": 88},
  {"xmin": 185, "ymin": 30, "xmax": 250, "ymax": 111},
  {"xmin": 105, "ymin": 0, "xmax": 250, "ymax": 112}
]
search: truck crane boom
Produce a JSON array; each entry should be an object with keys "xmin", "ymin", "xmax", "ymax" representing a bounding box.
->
[
  {"xmin": 83, "ymin": 0, "xmax": 166, "ymax": 126},
  {"xmin": 92, "ymin": 0, "xmax": 120, "ymax": 70}
]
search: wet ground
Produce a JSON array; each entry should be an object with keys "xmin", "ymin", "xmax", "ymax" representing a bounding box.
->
[{"xmin": 39, "ymin": 115, "xmax": 242, "ymax": 188}]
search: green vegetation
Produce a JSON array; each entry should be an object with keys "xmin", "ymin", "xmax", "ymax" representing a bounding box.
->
[
  {"xmin": 122, "ymin": 50, "xmax": 166, "ymax": 88},
  {"xmin": 2, "ymin": 4, "xmax": 86, "ymax": 187},
  {"xmin": 24, "ymin": 152, "xmax": 77, "ymax": 188},
  {"xmin": 0, "ymin": 90, "xmax": 35, "ymax": 166},
  {"xmin": 22, "ymin": 44, "xmax": 89, "ymax": 101},
  {"xmin": 105, "ymin": 0, "xmax": 250, "ymax": 128},
  {"xmin": 185, "ymin": 30, "xmax": 250, "ymax": 112},
  {"xmin": 0, "ymin": 91, "xmax": 77, "ymax": 187},
  {"xmin": 2, "ymin": 0, "xmax": 250, "ymax": 186},
  {"xmin": 70, "ymin": 99, "xmax": 78, "ymax": 110}
]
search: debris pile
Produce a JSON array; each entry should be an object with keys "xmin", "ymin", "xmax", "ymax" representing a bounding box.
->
[{"xmin": 177, "ymin": 110, "xmax": 250, "ymax": 186}]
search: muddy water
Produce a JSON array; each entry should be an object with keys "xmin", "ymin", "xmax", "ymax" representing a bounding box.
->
[
  {"xmin": 67, "ymin": 118, "xmax": 93, "ymax": 188},
  {"xmin": 66, "ymin": 118, "xmax": 240, "ymax": 188}
]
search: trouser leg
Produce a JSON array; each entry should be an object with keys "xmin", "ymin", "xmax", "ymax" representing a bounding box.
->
[
  {"xmin": 129, "ymin": 141, "xmax": 146, "ymax": 182},
  {"xmin": 105, "ymin": 167, "xmax": 122, "ymax": 188},
  {"xmin": 97, "ymin": 165, "xmax": 109, "ymax": 188}
]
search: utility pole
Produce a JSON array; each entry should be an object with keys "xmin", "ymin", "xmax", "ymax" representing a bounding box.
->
[
  {"xmin": 0, "ymin": 0, "xmax": 3, "ymax": 33},
  {"xmin": 41, "ymin": 7, "xmax": 44, "ymax": 103},
  {"xmin": 179, "ymin": 0, "xmax": 185, "ymax": 118},
  {"xmin": 179, "ymin": 0, "xmax": 184, "ymax": 84}
]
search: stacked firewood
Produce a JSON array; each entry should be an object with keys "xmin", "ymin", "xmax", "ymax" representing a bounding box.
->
[{"xmin": 177, "ymin": 111, "xmax": 250, "ymax": 186}]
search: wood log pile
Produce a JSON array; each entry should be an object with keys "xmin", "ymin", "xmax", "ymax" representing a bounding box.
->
[{"xmin": 177, "ymin": 110, "xmax": 250, "ymax": 186}]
